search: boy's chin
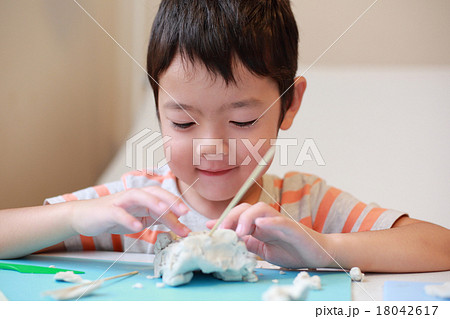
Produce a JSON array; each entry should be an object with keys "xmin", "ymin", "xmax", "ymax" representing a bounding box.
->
[{"xmin": 196, "ymin": 186, "xmax": 237, "ymax": 202}]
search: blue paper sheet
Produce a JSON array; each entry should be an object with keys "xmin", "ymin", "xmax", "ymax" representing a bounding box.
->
[
  {"xmin": 0, "ymin": 255, "xmax": 351, "ymax": 301},
  {"xmin": 384, "ymin": 281, "xmax": 449, "ymax": 301}
]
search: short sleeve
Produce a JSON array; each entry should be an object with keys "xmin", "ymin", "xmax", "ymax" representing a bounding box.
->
[
  {"xmin": 42, "ymin": 167, "xmax": 178, "ymax": 253},
  {"xmin": 43, "ymin": 180, "xmax": 126, "ymax": 205},
  {"xmin": 264, "ymin": 172, "xmax": 408, "ymax": 234}
]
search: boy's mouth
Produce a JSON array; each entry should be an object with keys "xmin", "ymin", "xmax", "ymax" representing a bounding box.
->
[{"xmin": 196, "ymin": 168, "xmax": 235, "ymax": 176}]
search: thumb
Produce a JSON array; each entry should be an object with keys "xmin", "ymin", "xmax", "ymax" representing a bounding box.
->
[{"xmin": 206, "ymin": 219, "xmax": 217, "ymax": 229}]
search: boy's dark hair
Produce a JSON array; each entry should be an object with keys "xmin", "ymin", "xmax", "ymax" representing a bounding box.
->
[{"xmin": 147, "ymin": 0, "xmax": 299, "ymax": 126}]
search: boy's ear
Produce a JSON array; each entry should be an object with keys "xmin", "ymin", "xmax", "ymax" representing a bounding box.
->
[{"xmin": 280, "ymin": 76, "xmax": 307, "ymax": 130}]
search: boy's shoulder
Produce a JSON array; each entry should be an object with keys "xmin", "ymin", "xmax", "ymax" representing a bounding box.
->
[
  {"xmin": 264, "ymin": 171, "xmax": 323, "ymax": 189},
  {"xmin": 121, "ymin": 166, "xmax": 176, "ymax": 189}
]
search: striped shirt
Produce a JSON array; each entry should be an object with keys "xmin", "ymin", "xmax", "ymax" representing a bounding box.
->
[{"xmin": 44, "ymin": 166, "xmax": 406, "ymax": 254}]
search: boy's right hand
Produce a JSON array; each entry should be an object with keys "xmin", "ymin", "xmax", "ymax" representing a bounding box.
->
[{"xmin": 67, "ymin": 186, "xmax": 191, "ymax": 237}]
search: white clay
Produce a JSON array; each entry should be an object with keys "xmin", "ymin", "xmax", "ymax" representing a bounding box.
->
[
  {"xmin": 154, "ymin": 230, "xmax": 258, "ymax": 286},
  {"xmin": 294, "ymin": 271, "xmax": 310, "ymax": 282},
  {"xmin": 156, "ymin": 282, "xmax": 165, "ymax": 288},
  {"xmin": 308, "ymin": 275, "xmax": 322, "ymax": 290},
  {"xmin": 132, "ymin": 283, "xmax": 143, "ymax": 289},
  {"xmin": 272, "ymin": 279, "xmax": 279, "ymax": 284},
  {"xmin": 279, "ymin": 270, "xmax": 286, "ymax": 275},
  {"xmin": 424, "ymin": 282, "xmax": 450, "ymax": 299},
  {"xmin": 146, "ymin": 275, "xmax": 158, "ymax": 279},
  {"xmin": 349, "ymin": 267, "xmax": 364, "ymax": 282},
  {"xmin": 54, "ymin": 271, "xmax": 87, "ymax": 284},
  {"xmin": 262, "ymin": 281, "xmax": 309, "ymax": 301},
  {"xmin": 44, "ymin": 280, "xmax": 103, "ymax": 300},
  {"xmin": 48, "ymin": 265, "xmax": 56, "ymax": 268},
  {"xmin": 293, "ymin": 271, "xmax": 321, "ymax": 290}
]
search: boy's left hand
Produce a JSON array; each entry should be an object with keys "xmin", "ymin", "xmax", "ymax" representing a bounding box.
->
[{"xmin": 206, "ymin": 202, "xmax": 334, "ymax": 269}]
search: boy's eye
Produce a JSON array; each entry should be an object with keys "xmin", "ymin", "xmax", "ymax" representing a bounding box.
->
[
  {"xmin": 230, "ymin": 119, "xmax": 257, "ymax": 127},
  {"xmin": 171, "ymin": 121, "xmax": 196, "ymax": 129}
]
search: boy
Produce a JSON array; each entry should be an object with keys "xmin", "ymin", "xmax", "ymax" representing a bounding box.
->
[{"xmin": 0, "ymin": 0, "xmax": 449, "ymax": 273}]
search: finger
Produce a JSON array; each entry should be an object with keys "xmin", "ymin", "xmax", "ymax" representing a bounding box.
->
[
  {"xmin": 242, "ymin": 234, "xmax": 267, "ymax": 259},
  {"xmin": 219, "ymin": 203, "xmax": 252, "ymax": 230},
  {"xmin": 139, "ymin": 216, "xmax": 157, "ymax": 228},
  {"xmin": 111, "ymin": 207, "xmax": 143, "ymax": 233},
  {"xmin": 140, "ymin": 186, "xmax": 189, "ymax": 215},
  {"xmin": 254, "ymin": 215, "xmax": 302, "ymax": 240},
  {"xmin": 115, "ymin": 189, "xmax": 191, "ymax": 236},
  {"xmin": 206, "ymin": 219, "xmax": 217, "ymax": 229},
  {"xmin": 114, "ymin": 189, "xmax": 184, "ymax": 219},
  {"xmin": 154, "ymin": 211, "xmax": 191, "ymax": 237},
  {"xmin": 235, "ymin": 202, "xmax": 280, "ymax": 237}
]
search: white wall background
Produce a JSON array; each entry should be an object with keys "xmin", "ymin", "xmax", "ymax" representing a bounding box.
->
[{"xmin": 270, "ymin": 66, "xmax": 450, "ymax": 228}]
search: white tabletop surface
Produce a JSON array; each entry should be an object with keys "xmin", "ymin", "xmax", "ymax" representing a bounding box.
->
[{"xmin": 37, "ymin": 251, "xmax": 450, "ymax": 301}]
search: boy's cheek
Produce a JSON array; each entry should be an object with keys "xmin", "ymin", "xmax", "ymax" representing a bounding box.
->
[
  {"xmin": 234, "ymin": 138, "xmax": 273, "ymax": 163},
  {"xmin": 164, "ymin": 137, "xmax": 193, "ymax": 160}
]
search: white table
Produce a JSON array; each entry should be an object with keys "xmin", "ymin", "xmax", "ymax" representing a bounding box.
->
[{"xmin": 37, "ymin": 251, "xmax": 449, "ymax": 301}]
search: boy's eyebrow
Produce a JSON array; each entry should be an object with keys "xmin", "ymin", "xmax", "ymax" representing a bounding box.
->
[
  {"xmin": 163, "ymin": 98, "xmax": 264, "ymax": 112},
  {"xmin": 225, "ymin": 98, "xmax": 264, "ymax": 109},
  {"xmin": 163, "ymin": 102, "xmax": 197, "ymax": 112}
]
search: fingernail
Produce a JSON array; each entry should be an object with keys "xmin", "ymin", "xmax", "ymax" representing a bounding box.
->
[
  {"xmin": 178, "ymin": 203, "xmax": 189, "ymax": 213},
  {"xmin": 236, "ymin": 224, "xmax": 243, "ymax": 235},
  {"xmin": 158, "ymin": 202, "xmax": 169, "ymax": 211}
]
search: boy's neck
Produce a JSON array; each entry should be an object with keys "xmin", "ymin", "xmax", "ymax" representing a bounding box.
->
[{"xmin": 177, "ymin": 178, "xmax": 263, "ymax": 220}]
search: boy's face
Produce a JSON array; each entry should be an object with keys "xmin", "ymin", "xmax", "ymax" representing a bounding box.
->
[{"xmin": 158, "ymin": 54, "xmax": 282, "ymax": 203}]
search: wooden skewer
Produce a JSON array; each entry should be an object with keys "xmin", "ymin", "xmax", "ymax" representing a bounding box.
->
[
  {"xmin": 101, "ymin": 270, "xmax": 139, "ymax": 282},
  {"xmin": 209, "ymin": 146, "xmax": 276, "ymax": 235},
  {"xmin": 43, "ymin": 270, "xmax": 139, "ymax": 300}
]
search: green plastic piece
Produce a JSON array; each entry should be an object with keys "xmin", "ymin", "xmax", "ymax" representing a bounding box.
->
[{"xmin": 0, "ymin": 262, "xmax": 84, "ymax": 274}]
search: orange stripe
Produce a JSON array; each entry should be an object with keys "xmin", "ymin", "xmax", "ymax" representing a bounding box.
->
[
  {"xmin": 273, "ymin": 178, "xmax": 283, "ymax": 189},
  {"xmin": 279, "ymin": 178, "xmax": 322, "ymax": 206},
  {"xmin": 313, "ymin": 187, "xmax": 342, "ymax": 232},
  {"xmin": 62, "ymin": 193, "xmax": 78, "ymax": 201},
  {"xmin": 342, "ymin": 202, "xmax": 367, "ymax": 233},
  {"xmin": 358, "ymin": 207, "xmax": 387, "ymax": 232},
  {"xmin": 93, "ymin": 184, "xmax": 110, "ymax": 197},
  {"xmin": 286, "ymin": 171, "xmax": 313, "ymax": 177},
  {"xmin": 125, "ymin": 230, "xmax": 166, "ymax": 244},
  {"xmin": 111, "ymin": 234, "xmax": 123, "ymax": 252},
  {"xmin": 80, "ymin": 235, "xmax": 96, "ymax": 250},
  {"xmin": 269, "ymin": 203, "xmax": 281, "ymax": 212},
  {"xmin": 281, "ymin": 184, "xmax": 310, "ymax": 205},
  {"xmin": 300, "ymin": 216, "xmax": 312, "ymax": 228},
  {"xmin": 285, "ymin": 171, "xmax": 300, "ymax": 178}
]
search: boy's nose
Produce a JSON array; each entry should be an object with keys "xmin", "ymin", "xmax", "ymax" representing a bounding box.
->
[{"xmin": 193, "ymin": 138, "xmax": 230, "ymax": 164}]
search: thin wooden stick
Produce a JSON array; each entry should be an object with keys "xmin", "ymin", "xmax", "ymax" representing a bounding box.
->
[
  {"xmin": 209, "ymin": 146, "xmax": 276, "ymax": 235},
  {"xmin": 102, "ymin": 270, "xmax": 139, "ymax": 282},
  {"xmin": 43, "ymin": 270, "xmax": 139, "ymax": 300}
]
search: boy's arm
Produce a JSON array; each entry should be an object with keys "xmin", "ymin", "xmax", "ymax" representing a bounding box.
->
[
  {"xmin": 212, "ymin": 203, "xmax": 450, "ymax": 272},
  {"xmin": 0, "ymin": 204, "xmax": 76, "ymax": 259},
  {"xmin": 327, "ymin": 216, "xmax": 450, "ymax": 272},
  {"xmin": 0, "ymin": 187, "xmax": 191, "ymax": 259}
]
